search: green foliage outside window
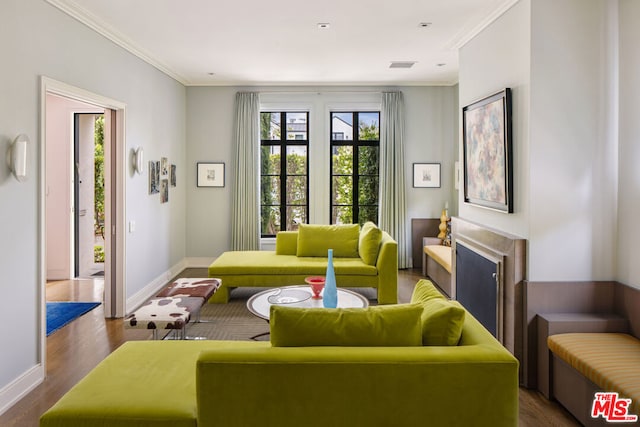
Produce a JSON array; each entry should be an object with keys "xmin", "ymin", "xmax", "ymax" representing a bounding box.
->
[
  {"xmin": 331, "ymin": 113, "xmax": 380, "ymax": 225},
  {"xmin": 94, "ymin": 116, "xmax": 105, "ymax": 263},
  {"xmin": 260, "ymin": 112, "xmax": 308, "ymax": 236}
]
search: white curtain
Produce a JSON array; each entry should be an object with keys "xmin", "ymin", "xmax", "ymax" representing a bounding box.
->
[
  {"xmin": 231, "ymin": 92, "xmax": 260, "ymax": 250},
  {"xmin": 379, "ymin": 91, "xmax": 410, "ymax": 268}
]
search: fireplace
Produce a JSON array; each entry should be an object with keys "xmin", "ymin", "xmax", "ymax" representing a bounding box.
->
[
  {"xmin": 451, "ymin": 217, "xmax": 526, "ymax": 381},
  {"xmin": 455, "ymin": 241, "xmax": 504, "ymax": 342}
]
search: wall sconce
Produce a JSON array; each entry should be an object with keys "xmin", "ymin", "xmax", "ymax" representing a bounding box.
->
[
  {"xmin": 133, "ymin": 147, "xmax": 144, "ymax": 175},
  {"xmin": 6, "ymin": 134, "xmax": 29, "ymax": 182}
]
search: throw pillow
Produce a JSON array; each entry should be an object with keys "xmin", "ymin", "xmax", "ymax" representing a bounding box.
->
[
  {"xmin": 410, "ymin": 279, "xmax": 446, "ymax": 304},
  {"xmin": 270, "ymin": 304, "xmax": 423, "ymax": 347},
  {"xmin": 358, "ymin": 222, "xmax": 383, "ymax": 265},
  {"xmin": 419, "ymin": 298, "xmax": 466, "ymax": 346},
  {"xmin": 296, "ymin": 224, "xmax": 359, "ymax": 258},
  {"xmin": 275, "ymin": 231, "xmax": 298, "ymax": 255}
]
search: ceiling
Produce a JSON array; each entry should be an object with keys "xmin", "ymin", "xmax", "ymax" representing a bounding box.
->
[{"xmin": 47, "ymin": 0, "xmax": 518, "ymax": 87}]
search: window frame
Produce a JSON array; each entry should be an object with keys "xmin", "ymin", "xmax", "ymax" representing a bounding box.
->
[
  {"xmin": 260, "ymin": 111, "xmax": 310, "ymax": 238},
  {"xmin": 329, "ymin": 111, "xmax": 380, "ymax": 225}
]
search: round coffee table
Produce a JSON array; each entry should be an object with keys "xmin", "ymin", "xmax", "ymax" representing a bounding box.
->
[{"xmin": 247, "ymin": 285, "xmax": 369, "ymax": 321}]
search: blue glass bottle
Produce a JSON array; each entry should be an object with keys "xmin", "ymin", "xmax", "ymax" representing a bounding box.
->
[{"xmin": 323, "ymin": 249, "xmax": 338, "ymax": 308}]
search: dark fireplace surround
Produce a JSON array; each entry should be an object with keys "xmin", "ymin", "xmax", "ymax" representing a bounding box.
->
[{"xmin": 451, "ymin": 217, "xmax": 527, "ymax": 382}]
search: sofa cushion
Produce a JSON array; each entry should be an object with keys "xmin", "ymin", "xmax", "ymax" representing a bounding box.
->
[
  {"xmin": 275, "ymin": 231, "xmax": 298, "ymax": 255},
  {"xmin": 358, "ymin": 222, "xmax": 383, "ymax": 265},
  {"xmin": 411, "ymin": 280, "xmax": 465, "ymax": 346},
  {"xmin": 420, "ymin": 299, "xmax": 466, "ymax": 346},
  {"xmin": 424, "ymin": 245, "xmax": 452, "ymax": 274},
  {"xmin": 209, "ymin": 251, "xmax": 377, "ymax": 276},
  {"xmin": 410, "ymin": 279, "xmax": 446, "ymax": 303},
  {"xmin": 296, "ymin": 224, "xmax": 360, "ymax": 258},
  {"xmin": 40, "ymin": 340, "xmax": 267, "ymax": 427},
  {"xmin": 548, "ymin": 333, "xmax": 640, "ymax": 415},
  {"xmin": 270, "ymin": 304, "xmax": 423, "ymax": 347}
]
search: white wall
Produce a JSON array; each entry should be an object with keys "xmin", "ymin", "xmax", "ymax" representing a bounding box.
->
[
  {"xmin": 617, "ymin": 0, "xmax": 640, "ymax": 289},
  {"xmin": 458, "ymin": 0, "xmax": 531, "ymax": 239},
  {"xmin": 459, "ymin": 0, "xmax": 624, "ymax": 282},
  {"xmin": 185, "ymin": 86, "xmax": 458, "ymax": 261},
  {"xmin": 528, "ymin": 0, "xmax": 617, "ymax": 282},
  {"xmin": 0, "ymin": 0, "xmax": 186, "ymax": 411}
]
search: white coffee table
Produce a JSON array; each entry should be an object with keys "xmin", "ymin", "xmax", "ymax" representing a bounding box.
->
[{"xmin": 247, "ymin": 285, "xmax": 369, "ymax": 321}]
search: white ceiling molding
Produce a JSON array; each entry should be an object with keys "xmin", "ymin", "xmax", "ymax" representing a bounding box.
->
[
  {"xmin": 45, "ymin": 0, "xmax": 188, "ymax": 85},
  {"xmin": 44, "ymin": 0, "xmax": 515, "ymax": 87},
  {"xmin": 446, "ymin": 0, "xmax": 521, "ymax": 50}
]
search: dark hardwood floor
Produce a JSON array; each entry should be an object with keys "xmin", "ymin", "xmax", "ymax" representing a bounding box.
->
[{"xmin": 0, "ymin": 269, "xmax": 580, "ymax": 426}]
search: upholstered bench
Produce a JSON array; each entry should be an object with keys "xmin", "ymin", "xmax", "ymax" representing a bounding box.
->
[
  {"xmin": 547, "ymin": 333, "xmax": 640, "ymax": 425},
  {"xmin": 126, "ymin": 278, "xmax": 221, "ymax": 339},
  {"xmin": 156, "ymin": 277, "xmax": 221, "ymax": 300},
  {"xmin": 422, "ymin": 241, "xmax": 452, "ymax": 297},
  {"xmin": 125, "ymin": 296, "xmax": 204, "ymax": 339}
]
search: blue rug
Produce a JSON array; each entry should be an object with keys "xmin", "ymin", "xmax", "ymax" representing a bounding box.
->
[{"xmin": 46, "ymin": 302, "xmax": 101, "ymax": 336}]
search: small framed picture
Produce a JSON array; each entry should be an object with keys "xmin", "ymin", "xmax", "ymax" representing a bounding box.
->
[
  {"xmin": 197, "ymin": 162, "xmax": 225, "ymax": 187},
  {"xmin": 170, "ymin": 164, "xmax": 176, "ymax": 187},
  {"xmin": 160, "ymin": 179, "xmax": 169, "ymax": 203},
  {"xmin": 161, "ymin": 157, "xmax": 169, "ymax": 176},
  {"xmin": 149, "ymin": 160, "xmax": 160, "ymax": 194},
  {"xmin": 413, "ymin": 163, "xmax": 441, "ymax": 188}
]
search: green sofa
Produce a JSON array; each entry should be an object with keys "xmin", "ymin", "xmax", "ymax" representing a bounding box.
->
[
  {"xmin": 208, "ymin": 223, "xmax": 398, "ymax": 304},
  {"xmin": 40, "ymin": 280, "xmax": 519, "ymax": 427}
]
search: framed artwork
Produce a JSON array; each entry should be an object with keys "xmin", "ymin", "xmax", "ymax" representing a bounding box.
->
[
  {"xmin": 413, "ymin": 163, "xmax": 441, "ymax": 188},
  {"xmin": 149, "ymin": 160, "xmax": 159, "ymax": 194},
  {"xmin": 160, "ymin": 179, "xmax": 169, "ymax": 203},
  {"xmin": 161, "ymin": 157, "xmax": 169, "ymax": 176},
  {"xmin": 197, "ymin": 162, "xmax": 225, "ymax": 187},
  {"xmin": 170, "ymin": 164, "xmax": 176, "ymax": 187},
  {"xmin": 462, "ymin": 88, "xmax": 513, "ymax": 213}
]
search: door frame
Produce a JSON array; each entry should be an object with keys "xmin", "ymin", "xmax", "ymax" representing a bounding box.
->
[{"xmin": 39, "ymin": 76, "xmax": 126, "ymax": 364}]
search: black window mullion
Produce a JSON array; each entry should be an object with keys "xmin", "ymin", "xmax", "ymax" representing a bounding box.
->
[{"xmin": 279, "ymin": 113, "xmax": 287, "ymax": 232}]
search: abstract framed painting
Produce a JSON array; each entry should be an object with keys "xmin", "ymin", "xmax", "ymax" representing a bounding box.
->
[{"xmin": 462, "ymin": 88, "xmax": 513, "ymax": 213}]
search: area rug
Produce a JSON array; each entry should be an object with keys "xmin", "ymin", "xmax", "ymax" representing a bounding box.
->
[
  {"xmin": 46, "ymin": 301, "xmax": 101, "ymax": 336},
  {"xmin": 184, "ymin": 287, "xmax": 376, "ymax": 341}
]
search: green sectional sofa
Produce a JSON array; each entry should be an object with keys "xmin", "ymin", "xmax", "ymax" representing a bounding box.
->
[
  {"xmin": 40, "ymin": 280, "xmax": 519, "ymax": 427},
  {"xmin": 208, "ymin": 223, "xmax": 398, "ymax": 304}
]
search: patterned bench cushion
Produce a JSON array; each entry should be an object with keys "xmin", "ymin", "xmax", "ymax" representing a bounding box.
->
[
  {"xmin": 156, "ymin": 277, "xmax": 221, "ymax": 300},
  {"xmin": 125, "ymin": 296, "xmax": 203, "ymax": 330},
  {"xmin": 548, "ymin": 332, "xmax": 640, "ymax": 415}
]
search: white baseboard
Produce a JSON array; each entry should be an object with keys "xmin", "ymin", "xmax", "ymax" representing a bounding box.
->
[
  {"xmin": 184, "ymin": 257, "xmax": 216, "ymax": 268},
  {"xmin": 125, "ymin": 258, "xmax": 189, "ymax": 314},
  {"xmin": 0, "ymin": 364, "xmax": 44, "ymax": 417}
]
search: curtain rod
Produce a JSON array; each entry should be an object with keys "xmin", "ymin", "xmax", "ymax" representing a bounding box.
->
[{"xmin": 255, "ymin": 90, "xmax": 387, "ymax": 95}]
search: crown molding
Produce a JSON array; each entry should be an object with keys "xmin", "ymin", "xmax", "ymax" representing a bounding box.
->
[
  {"xmin": 446, "ymin": 0, "xmax": 521, "ymax": 51},
  {"xmin": 45, "ymin": 0, "xmax": 188, "ymax": 85}
]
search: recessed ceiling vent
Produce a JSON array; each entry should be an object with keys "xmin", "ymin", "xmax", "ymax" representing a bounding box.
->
[{"xmin": 389, "ymin": 61, "xmax": 416, "ymax": 69}]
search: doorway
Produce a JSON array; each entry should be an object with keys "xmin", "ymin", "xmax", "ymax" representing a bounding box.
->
[
  {"xmin": 73, "ymin": 113, "xmax": 105, "ymax": 279},
  {"xmin": 40, "ymin": 77, "xmax": 127, "ymax": 348}
]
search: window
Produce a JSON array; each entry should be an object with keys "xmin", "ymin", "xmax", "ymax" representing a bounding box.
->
[
  {"xmin": 330, "ymin": 112, "xmax": 380, "ymax": 225},
  {"xmin": 260, "ymin": 112, "xmax": 309, "ymax": 237}
]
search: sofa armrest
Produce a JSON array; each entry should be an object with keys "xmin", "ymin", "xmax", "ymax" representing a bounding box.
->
[{"xmin": 376, "ymin": 231, "xmax": 398, "ymax": 304}]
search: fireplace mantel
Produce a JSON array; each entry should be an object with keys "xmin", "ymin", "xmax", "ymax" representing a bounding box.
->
[{"xmin": 451, "ymin": 217, "xmax": 527, "ymax": 382}]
